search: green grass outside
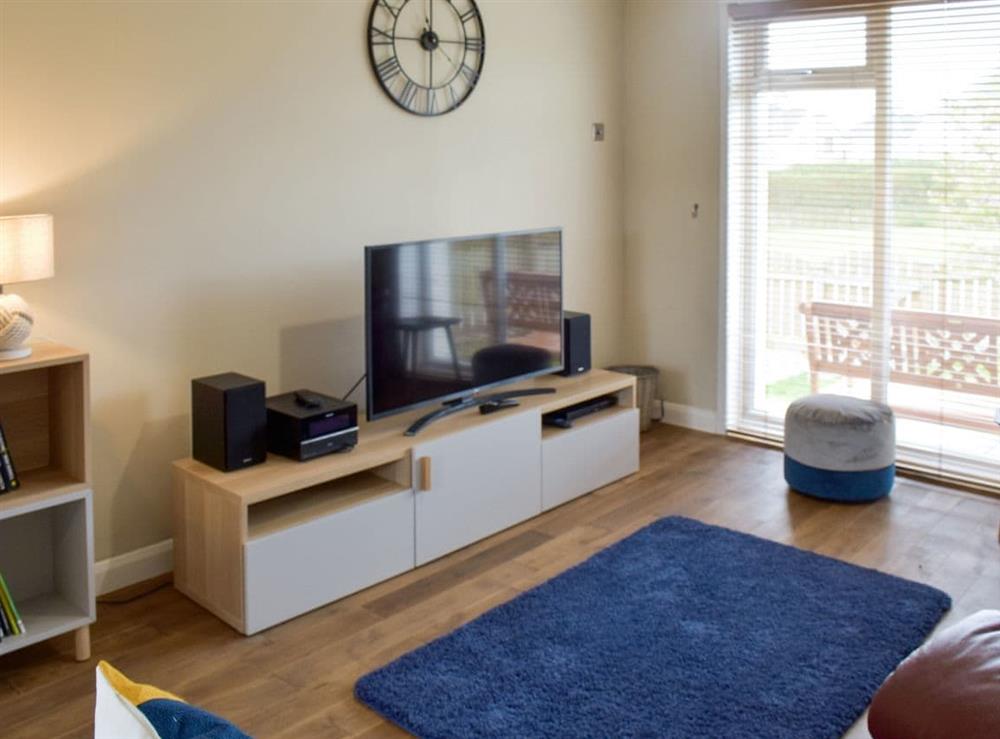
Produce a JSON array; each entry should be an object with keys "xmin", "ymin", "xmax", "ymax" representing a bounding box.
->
[
  {"xmin": 765, "ymin": 372, "xmax": 838, "ymax": 404},
  {"xmin": 769, "ymin": 160, "xmax": 1000, "ymax": 232}
]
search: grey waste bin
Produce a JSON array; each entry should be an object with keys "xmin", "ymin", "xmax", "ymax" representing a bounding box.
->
[{"xmin": 606, "ymin": 365, "xmax": 659, "ymax": 432}]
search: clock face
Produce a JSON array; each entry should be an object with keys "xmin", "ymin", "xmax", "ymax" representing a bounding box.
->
[{"xmin": 368, "ymin": 0, "xmax": 485, "ymax": 116}]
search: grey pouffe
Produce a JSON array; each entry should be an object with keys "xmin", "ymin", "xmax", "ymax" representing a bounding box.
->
[{"xmin": 784, "ymin": 394, "xmax": 895, "ymax": 502}]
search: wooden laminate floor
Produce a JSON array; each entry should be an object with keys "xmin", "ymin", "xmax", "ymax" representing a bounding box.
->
[{"xmin": 2, "ymin": 425, "xmax": 999, "ymax": 738}]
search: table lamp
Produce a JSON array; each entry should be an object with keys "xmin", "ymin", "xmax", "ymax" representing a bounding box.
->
[{"xmin": 0, "ymin": 214, "xmax": 55, "ymax": 360}]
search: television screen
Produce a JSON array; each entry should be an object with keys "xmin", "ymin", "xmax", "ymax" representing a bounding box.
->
[{"xmin": 365, "ymin": 228, "xmax": 563, "ymax": 420}]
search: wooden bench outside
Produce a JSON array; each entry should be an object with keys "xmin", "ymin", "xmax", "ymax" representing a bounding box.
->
[{"xmin": 800, "ymin": 301, "xmax": 1000, "ymax": 431}]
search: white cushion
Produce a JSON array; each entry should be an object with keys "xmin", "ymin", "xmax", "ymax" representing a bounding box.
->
[{"xmin": 94, "ymin": 664, "xmax": 159, "ymax": 739}]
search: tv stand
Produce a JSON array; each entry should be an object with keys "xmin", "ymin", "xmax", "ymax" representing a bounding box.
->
[
  {"xmin": 172, "ymin": 369, "xmax": 638, "ymax": 635},
  {"xmin": 404, "ymin": 387, "xmax": 556, "ymax": 436}
]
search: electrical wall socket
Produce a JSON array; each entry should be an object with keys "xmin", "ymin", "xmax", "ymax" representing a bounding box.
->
[{"xmin": 592, "ymin": 122, "xmax": 605, "ymax": 142}]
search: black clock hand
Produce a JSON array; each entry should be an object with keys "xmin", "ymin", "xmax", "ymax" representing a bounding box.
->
[{"xmin": 436, "ymin": 44, "xmax": 455, "ymax": 66}]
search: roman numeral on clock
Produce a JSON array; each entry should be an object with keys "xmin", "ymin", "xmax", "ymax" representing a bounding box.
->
[
  {"xmin": 400, "ymin": 80, "xmax": 418, "ymax": 109},
  {"xmin": 378, "ymin": 0, "xmax": 400, "ymax": 18},
  {"xmin": 464, "ymin": 37, "xmax": 483, "ymax": 53},
  {"xmin": 459, "ymin": 63, "xmax": 477, "ymax": 83},
  {"xmin": 460, "ymin": 8, "xmax": 477, "ymax": 23},
  {"xmin": 376, "ymin": 56, "xmax": 401, "ymax": 82},
  {"xmin": 370, "ymin": 27, "xmax": 393, "ymax": 46}
]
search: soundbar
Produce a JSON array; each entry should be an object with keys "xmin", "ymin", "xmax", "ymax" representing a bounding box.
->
[{"xmin": 542, "ymin": 394, "xmax": 618, "ymax": 429}]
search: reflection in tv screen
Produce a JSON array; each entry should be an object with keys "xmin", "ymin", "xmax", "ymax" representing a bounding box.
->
[{"xmin": 365, "ymin": 229, "xmax": 563, "ymax": 420}]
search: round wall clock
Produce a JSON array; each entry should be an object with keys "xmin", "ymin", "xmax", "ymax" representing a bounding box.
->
[{"xmin": 367, "ymin": 0, "xmax": 485, "ymax": 116}]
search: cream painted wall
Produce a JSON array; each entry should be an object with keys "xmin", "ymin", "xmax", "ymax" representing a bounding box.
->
[
  {"xmin": 623, "ymin": 0, "xmax": 722, "ymax": 415},
  {"xmin": 0, "ymin": 0, "xmax": 626, "ymax": 560}
]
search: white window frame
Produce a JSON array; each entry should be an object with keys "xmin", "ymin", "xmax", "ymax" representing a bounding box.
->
[
  {"xmin": 723, "ymin": 4, "xmax": 894, "ymax": 439},
  {"xmin": 722, "ymin": 0, "xmax": 1000, "ymax": 489}
]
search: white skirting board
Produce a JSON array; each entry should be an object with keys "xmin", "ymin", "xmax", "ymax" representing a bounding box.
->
[
  {"xmin": 94, "ymin": 539, "xmax": 173, "ymax": 596},
  {"xmin": 659, "ymin": 400, "xmax": 720, "ymax": 434}
]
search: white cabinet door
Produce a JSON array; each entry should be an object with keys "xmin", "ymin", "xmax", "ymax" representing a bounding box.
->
[
  {"xmin": 541, "ymin": 407, "xmax": 639, "ymax": 511},
  {"xmin": 412, "ymin": 411, "xmax": 541, "ymax": 565},
  {"xmin": 244, "ymin": 488, "xmax": 414, "ymax": 634}
]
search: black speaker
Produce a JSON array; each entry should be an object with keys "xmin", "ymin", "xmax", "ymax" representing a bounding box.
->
[
  {"xmin": 191, "ymin": 372, "xmax": 267, "ymax": 472},
  {"xmin": 560, "ymin": 311, "xmax": 591, "ymax": 376}
]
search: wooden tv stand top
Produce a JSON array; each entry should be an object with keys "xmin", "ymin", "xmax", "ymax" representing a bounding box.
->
[{"xmin": 173, "ymin": 368, "xmax": 636, "ymax": 506}]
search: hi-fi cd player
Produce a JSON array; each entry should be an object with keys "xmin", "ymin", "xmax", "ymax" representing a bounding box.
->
[{"xmin": 266, "ymin": 390, "xmax": 358, "ymax": 461}]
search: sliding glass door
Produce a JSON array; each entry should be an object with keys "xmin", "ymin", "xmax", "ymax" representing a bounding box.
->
[{"xmin": 726, "ymin": 0, "xmax": 1000, "ymax": 487}]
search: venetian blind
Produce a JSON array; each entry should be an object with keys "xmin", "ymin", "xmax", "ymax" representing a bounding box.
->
[{"xmin": 726, "ymin": 0, "xmax": 1000, "ymax": 487}]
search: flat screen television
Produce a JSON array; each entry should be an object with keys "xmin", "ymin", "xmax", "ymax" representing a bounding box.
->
[{"xmin": 365, "ymin": 228, "xmax": 563, "ymax": 424}]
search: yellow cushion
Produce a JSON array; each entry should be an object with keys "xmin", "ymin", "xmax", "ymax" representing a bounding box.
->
[{"xmin": 98, "ymin": 661, "xmax": 184, "ymax": 707}]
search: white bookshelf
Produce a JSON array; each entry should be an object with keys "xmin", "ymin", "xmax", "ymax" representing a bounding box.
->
[{"xmin": 0, "ymin": 343, "xmax": 94, "ymax": 661}]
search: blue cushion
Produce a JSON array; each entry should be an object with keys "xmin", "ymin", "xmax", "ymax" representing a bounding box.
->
[
  {"xmin": 95, "ymin": 660, "xmax": 250, "ymax": 739},
  {"xmin": 138, "ymin": 699, "xmax": 250, "ymax": 739},
  {"xmin": 785, "ymin": 455, "xmax": 894, "ymax": 502}
]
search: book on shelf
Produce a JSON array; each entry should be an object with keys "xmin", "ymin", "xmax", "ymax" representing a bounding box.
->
[
  {"xmin": 0, "ymin": 422, "xmax": 19, "ymax": 494},
  {"xmin": 0, "ymin": 572, "xmax": 24, "ymax": 637},
  {"xmin": 0, "ymin": 594, "xmax": 9, "ymax": 639}
]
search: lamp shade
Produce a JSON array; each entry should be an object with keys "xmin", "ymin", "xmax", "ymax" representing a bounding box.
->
[{"xmin": 0, "ymin": 214, "xmax": 55, "ymax": 286}]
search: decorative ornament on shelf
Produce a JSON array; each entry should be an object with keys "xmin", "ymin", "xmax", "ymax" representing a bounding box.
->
[{"xmin": 0, "ymin": 214, "xmax": 55, "ymax": 360}]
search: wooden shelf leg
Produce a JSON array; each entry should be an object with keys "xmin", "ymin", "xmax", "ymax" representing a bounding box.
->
[{"xmin": 74, "ymin": 625, "xmax": 91, "ymax": 661}]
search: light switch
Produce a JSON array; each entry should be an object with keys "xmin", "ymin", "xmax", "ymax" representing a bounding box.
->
[{"xmin": 593, "ymin": 123, "xmax": 605, "ymax": 142}]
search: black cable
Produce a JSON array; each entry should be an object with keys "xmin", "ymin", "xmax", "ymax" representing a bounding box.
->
[
  {"xmin": 342, "ymin": 373, "xmax": 366, "ymax": 401},
  {"xmin": 97, "ymin": 576, "xmax": 173, "ymax": 605}
]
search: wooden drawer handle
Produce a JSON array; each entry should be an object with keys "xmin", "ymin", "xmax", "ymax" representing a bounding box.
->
[{"xmin": 418, "ymin": 457, "xmax": 431, "ymax": 491}]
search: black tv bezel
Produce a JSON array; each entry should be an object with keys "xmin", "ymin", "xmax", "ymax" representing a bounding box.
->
[{"xmin": 364, "ymin": 227, "xmax": 564, "ymax": 423}]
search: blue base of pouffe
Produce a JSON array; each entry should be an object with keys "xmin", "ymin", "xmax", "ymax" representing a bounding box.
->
[{"xmin": 784, "ymin": 456, "xmax": 894, "ymax": 502}]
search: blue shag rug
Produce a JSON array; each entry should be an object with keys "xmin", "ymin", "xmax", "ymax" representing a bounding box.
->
[{"xmin": 355, "ymin": 516, "xmax": 950, "ymax": 739}]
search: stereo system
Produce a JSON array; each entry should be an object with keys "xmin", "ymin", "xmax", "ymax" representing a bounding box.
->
[
  {"xmin": 192, "ymin": 373, "xmax": 267, "ymax": 472},
  {"xmin": 559, "ymin": 310, "xmax": 592, "ymax": 376},
  {"xmin": 192, "ymin": 376, "xmax": 358, "ymax": 471},
  {"xmin": 266, "ymin": 390, "xmax": 358, "ymax": 461}
]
